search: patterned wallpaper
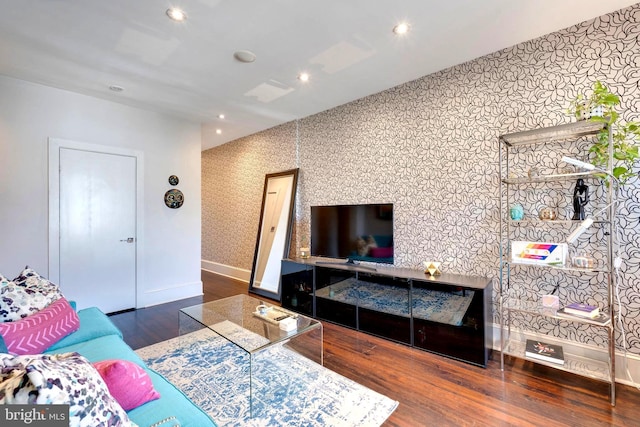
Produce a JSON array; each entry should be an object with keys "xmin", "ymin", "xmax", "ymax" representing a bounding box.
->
[
  {"xmin": 202, "ymin": 5, "xmax": 640, "ymax": 352},
  {"xmin": 201, "ymin": 122, "xmax": 297, "ymax": 268}
]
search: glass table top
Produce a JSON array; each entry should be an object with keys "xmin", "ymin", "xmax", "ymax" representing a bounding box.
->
[{"xmin": 179, "ymin": 294, "xmax": 321, "ymax": 354}]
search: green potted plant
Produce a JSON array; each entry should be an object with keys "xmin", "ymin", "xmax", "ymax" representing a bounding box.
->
[{"xmin": 568, "ymin": 81, "xmax": 640, "ymax": 183}]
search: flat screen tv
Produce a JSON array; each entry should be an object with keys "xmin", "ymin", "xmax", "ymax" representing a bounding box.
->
[{"xmin": 311, "ymin": 203, "xmax": 394, "ymax": 264}]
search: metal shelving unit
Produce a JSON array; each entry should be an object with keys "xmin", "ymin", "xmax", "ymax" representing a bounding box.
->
[{"xmin": 498, "ymin": 121, "xmax": 617, "ymax": 405}]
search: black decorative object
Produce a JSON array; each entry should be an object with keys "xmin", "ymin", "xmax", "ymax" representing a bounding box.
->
[
  {"xmin": 164, "ymin": 189, "xmax": 184, "ymax": 209},
  {"xmin": 168, "ymin": 175, "xmax": 179, "ymax": 186},
  {"xmin": 572, "ymin": 178, "xmax": 589, "ymax": 220}
]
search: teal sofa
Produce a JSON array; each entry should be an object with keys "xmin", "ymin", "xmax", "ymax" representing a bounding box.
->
[{"xmin": 44, "ymin": 307, "xmax": 216, "ymax": 427}]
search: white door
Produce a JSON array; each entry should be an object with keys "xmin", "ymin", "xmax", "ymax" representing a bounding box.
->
[{"xmin": 58, "ymin": 147, "xmax": 137, "ymax": 313}]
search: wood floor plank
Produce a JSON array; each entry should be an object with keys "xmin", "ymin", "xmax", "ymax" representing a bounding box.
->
[{"xmin": 107, "ymin": 270, "xmax": 640, "ymax": 426}]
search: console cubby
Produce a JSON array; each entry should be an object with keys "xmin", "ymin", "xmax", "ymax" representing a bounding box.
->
[
  {"xmin": 281, "ymin": 258, "xmax": 493, "ymax": 367},
  {"xmin": 412, "ymin": 279, "xmax": 490, "ymax": 366},
  {"xmin": 280, "ymin": 261, "xmax": 314, "ymax": 316}
]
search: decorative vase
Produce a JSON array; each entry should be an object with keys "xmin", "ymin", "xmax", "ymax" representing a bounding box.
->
[{"xmin": 509, "ymin": 203, "xmax": 524, "ymax": 221}]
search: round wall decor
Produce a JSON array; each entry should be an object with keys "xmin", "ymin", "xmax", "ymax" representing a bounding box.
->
[
  {"xmin": 164, "ymin": 189, "xmax": 184, "ymax": 209},
  {"xmin": 168, "ymin": 175, "xmax": 179, "ymax": 186}
]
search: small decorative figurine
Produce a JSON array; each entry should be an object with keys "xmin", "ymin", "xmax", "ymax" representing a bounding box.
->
[
  {"xmin": 423, "ymin": 261, "xmax": 442, "ymax": 276},
  {"xmin": 510, "ymin": 203, "xmax": 524, "ymax": 221},
  {"xmin": 538, "ymin": 207, "xmax": 557, "ymax": 221},
  {"xmin": 572, "ymin": 179, "xmax": 589, "ymax": 220}
]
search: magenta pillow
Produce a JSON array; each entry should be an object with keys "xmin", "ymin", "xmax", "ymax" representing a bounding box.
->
[
  {"xmin": 0, "ymin": 297, "xmax": 79, "ymax": 354},
  {"xmin": 93, "ymin": 359, "xmax": 160, "ymax": 410},
  {"xmin": 370, "ymin": 247, "xmax": 393, "ymax": 258}
]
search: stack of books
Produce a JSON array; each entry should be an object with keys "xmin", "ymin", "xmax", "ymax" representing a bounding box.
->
[
  {"xmin": 562, "ymin": 303, "xmax": 599, "ymax": 318},
  {"xmin": 525, "ymin": 339, "xmax": 565, "ymax": 365},
  {"xmin": 557, "ymin": 303, "xmax": 609, "ymax": 324}
]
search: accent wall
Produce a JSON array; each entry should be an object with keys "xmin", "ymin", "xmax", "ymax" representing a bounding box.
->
[{"xmin": 202, "ymin": 5, "xmax": 640, "ymax": 353}]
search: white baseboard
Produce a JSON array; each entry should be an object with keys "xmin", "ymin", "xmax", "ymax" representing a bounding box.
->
[
  {"xmin": 139, "ymin": 281, "xmax": 203, "ymax": 308},
  {"xmin": 490, "ymin": 323, "xmax": 640, "ymax": 387},
  {"xmin": 201, "ymin": 259, "xmax": 250, "ymax": 283}
]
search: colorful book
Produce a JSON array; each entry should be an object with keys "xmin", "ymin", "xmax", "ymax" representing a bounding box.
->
[
  {"xmin": 525, "ymin": 339, "xmax": 565, "ymax": 365},
  {"xmin": 564, "ymin": 303, "xmax": 599, "ymax": 318}
]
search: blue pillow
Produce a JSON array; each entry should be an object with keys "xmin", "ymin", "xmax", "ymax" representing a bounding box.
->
[
  {"xmin": 373, "ymin": 235, "xmax": 393, "ymax": 248},
  {"xmin": 0, "ymin": 334, "xmax": 7, "ymax": 353}
]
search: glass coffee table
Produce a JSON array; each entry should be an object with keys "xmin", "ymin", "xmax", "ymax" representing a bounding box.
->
[{"xmin": 179, "ymin": 294, "xmax": 323, "ymax": 416}]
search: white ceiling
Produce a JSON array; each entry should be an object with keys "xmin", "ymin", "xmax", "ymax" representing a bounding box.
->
[{"xmin": 0, "ymin": 0, "xmax": 637, "ymax": 150}]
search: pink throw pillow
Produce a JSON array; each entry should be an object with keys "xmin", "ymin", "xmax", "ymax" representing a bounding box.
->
[
  {"xmin": 370, "ymin": 247, "xmax": 393, "ymax": 258},
  {"xmin": 0, "ymin": 297, "xmax": 79, "ymax": 354},
  {"xmin": 93, "ymin": 359, "xmax": 160, "ymax": 410}
]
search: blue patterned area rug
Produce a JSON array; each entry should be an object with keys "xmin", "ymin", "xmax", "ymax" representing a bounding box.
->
[{"xmin": 136, "ymin": 328, "xmax": 398, "ymax": 426}]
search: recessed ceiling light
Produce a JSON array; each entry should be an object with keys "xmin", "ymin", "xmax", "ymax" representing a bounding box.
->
[
  {"xmin": 393, "ymin": 22, "xmax": 410, "ymax": 35},
  {"xmin": 109, "ymin": 85, "xmax": 124, "ymax": 92},
  {"xmin": 166, "ymin": 7, "xmax": 187, "ymax": 22},
  {"xmin": 233, "ymin": 50, "xmax": 256, "ymax": 63},
  {"xmin": 216, "ymin": 129, "xmax": 222, "ymax": 135},
  {"xmin": 218, "ymin": 114, "xmax": 225, "ymax": 119},
  {"xmin": 298, "ymin": 73, "xmax": 310, "ymax": 82}
]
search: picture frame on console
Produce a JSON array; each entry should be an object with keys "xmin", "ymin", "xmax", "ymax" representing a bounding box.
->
[{"xmin": 248, "ymin": 168, "xmax": 299, "ymax": 301}]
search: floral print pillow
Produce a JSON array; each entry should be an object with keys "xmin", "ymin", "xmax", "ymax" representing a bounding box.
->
[
  {"xmin": 0, "ymin": 267, "xmax": 63, "ymax": 322},
  {"xmin": 1, "ymin": 352, "xmax": 138, "ymax": 427}
]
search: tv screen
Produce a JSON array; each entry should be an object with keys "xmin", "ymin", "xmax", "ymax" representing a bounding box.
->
[{"xmin": 311, "ymin": 203, "xmax": 394, "ymax": 264}]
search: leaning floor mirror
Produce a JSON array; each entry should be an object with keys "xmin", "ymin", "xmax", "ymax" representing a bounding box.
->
[{"xmin": 249, "ymin": 168, "xmax": 299, "ymax": 301}]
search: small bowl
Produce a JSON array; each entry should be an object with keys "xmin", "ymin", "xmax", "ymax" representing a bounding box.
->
[{"xmin": 256, "ymin": 304, "xmax": 269, "ymax": 315}]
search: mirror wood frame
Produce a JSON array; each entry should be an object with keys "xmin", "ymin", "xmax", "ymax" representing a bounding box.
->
[{"xmin": 248, "ymin": 168, "xmax": 299, "ymax": 300}]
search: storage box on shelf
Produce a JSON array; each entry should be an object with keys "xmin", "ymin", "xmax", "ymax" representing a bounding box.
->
[
  {"xmin": 281, "ymin": 258, "xmax": 492, "ymax": 367},
  {"xmin": 499, "ymin": 121, "xmax": 617, "ymax": 404}
]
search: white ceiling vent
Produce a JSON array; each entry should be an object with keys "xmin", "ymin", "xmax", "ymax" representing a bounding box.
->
[{"xmin": 244, "ymin": 81, "xmax": 294, "ymax": 103}]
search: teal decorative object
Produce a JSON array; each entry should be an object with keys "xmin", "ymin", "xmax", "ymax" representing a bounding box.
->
[{"xmin": 509, "ymin": 203, "xmax": 524, "ymax": 220}]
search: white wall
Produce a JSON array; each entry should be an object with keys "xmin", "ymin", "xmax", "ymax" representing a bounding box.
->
[{"xmin": 0, "ymin": 75, "xmax": 202, "ymax": 307}]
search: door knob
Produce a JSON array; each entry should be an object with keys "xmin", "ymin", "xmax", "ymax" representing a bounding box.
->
[{"xmin": 120, "ymin": 237, "xmax": 135, "ymax": 243}]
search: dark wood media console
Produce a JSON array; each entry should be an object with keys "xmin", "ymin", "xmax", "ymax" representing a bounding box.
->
[{"xmin": 280, "ymin": 258, "xmax": 493, "ymax": 367}]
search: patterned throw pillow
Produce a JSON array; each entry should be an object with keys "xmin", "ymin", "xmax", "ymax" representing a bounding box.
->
[
  {"xmin": 0, "ymin": 267, "xmax": 63, "ymax": 322},
  {"xmin": 0, "ymin": 353, "xmax": 37, "ymax": 404},
  {"xmin": 12, "ymin": 266, "xmax": 62, "ymax": 302},
  {"xmin": 1, "ymin": 352, "xmax": 137, "ymax": 427},
  {"xmin": 0, "ymin": 297, "xmax": 80, "ymax": 354},
  {"xmin": 0, "ymin": 281, "xmax": 53, "ymax": 322},
  {"xmin": 93, "ymin": 359, "xmax": 160, "ymax": 410}
]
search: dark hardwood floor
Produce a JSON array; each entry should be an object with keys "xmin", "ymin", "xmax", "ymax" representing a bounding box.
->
[{"xmin": 109, "ymin": 270, "xmax": 640, "ymax": 426}]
